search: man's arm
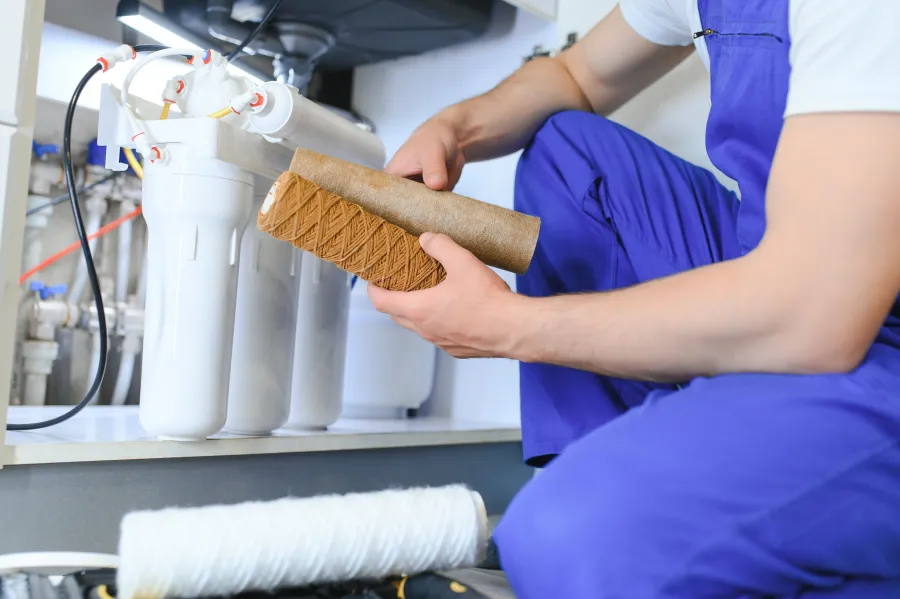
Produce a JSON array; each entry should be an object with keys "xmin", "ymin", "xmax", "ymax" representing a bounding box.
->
[
  {"xmin": 385, "ymin": 6, "xmax": 694, "ymax": 189},
  {"xmin": 370, "ymin": 112, "xmax": 900, "ymax": 380},
  {"xmin": 447, "ymin": 6, "xmax": 694, "ymax": 161}
]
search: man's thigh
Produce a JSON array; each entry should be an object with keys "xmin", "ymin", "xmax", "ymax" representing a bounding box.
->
[
  {"xmin": 494, "ymin": 359, "xmax": 900, "ymax": 599},
  {"xmin": 514, "ymin": 111, "xmax": 745, "ymax": 463}
]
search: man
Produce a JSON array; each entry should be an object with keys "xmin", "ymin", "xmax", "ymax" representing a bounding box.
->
[{"xmin": 369, "ymin": 1, "xmax": 900, "ymax": 597}]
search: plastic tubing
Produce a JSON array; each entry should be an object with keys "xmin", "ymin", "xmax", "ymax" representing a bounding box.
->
[
  {"xmin": 111, "ymin": 352, "xmax": 136, "ymax": 406},
  {"xmin": 120, "ymin": 48, "xmax": 196, "ymax": 107},
  {"xmin": 86, "ymin": 331, "xmax": 103, "ymax": 402},
  {"xmin": 123, "ymin": 148, "xmax": 143, "ymax": 179},
  {"xmin": 19, "ymin": 207, "xmax": 143, "ymax": 285},
  {"xmin": 115, "ymin": 201, "xmax": 135, "ymax": 304},
  {"xmin": 120, "ymin": 48, "xmax": 195, "ymax": 154},
  {"xmin": 68, "ymin": 202, "xmax": 106, "ymax": 314},
  {"xmin": 208, "ymin": 106, "xmax": 234, "ymax": 119}
]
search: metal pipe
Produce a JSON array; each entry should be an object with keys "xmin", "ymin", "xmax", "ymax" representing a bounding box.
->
[
  {"xmin": 111, "ymin": 351, "xmax": 136, "ymax": 406},
  {"xmin": 86, "ymin": 331, "xmax": 103, "ymax": 404},
  {"xmin": 116, "ymin": 200, "xmax": 135, "ymax": 305},
  {"xmin": 68, "ymin": 195, "xmax": 107, "ymax": 314}
]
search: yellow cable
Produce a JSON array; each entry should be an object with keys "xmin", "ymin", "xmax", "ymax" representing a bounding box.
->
[
  {"xmin": 160, "ymin": 103, "xmax": 171, "ymax": 120},
  {"xmin": 96, "ymin": 585, "xmax": 114, "ymax": 599},
  {"xmin": 208, "ymin": 106, "xmax": 233, "ymax": 119},
  {"xmin": 123, "ymin": 147, "xmax": 144, "ymax": 180}
]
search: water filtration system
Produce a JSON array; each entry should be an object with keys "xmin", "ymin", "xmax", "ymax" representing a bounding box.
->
[
  {"xmin": 126, "ymin": 48, "xmax": 383, "ymax": 440},
  {"xmin": 11, "ymin": 45, "xmax": 387, "ymax": 439}
]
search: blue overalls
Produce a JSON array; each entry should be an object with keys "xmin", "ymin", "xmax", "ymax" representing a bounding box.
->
[{"xmin": 492, "ymin": 1, "xmax": 900, "ymax": 597}]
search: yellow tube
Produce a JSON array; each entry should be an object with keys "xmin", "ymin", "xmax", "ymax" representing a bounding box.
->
[
  {"xmin": 123, "ymin": 147, "xmax": 144, "ymax": 180},
  {"xmin": 207, "ymin": 106, "xmax": 234, "ymax": 119},
  {"xmin": 160, "ymin": 103, "xmax": 171, "ymax": 120}
]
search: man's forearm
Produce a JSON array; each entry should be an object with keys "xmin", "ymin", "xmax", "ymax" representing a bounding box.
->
[
  {"xmin": 435, "ymin": 57, "xmax": 592, "ymax": 163},
  {"xmin": 504, "ymin": 252, "xmax": 865, "ymax": 382}
]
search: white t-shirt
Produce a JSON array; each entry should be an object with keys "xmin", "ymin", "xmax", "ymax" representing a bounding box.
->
[{"xmin": 619, "ymin": 0, "xmax": 900, "ymax": 117}]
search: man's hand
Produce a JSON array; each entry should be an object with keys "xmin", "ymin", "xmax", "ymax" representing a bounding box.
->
[
  {"xmin": 385, "ymin": 118, "xmax": 467, "ymax": 191},
  {"xmin": 383, "ymin": 7, "xmax": 690, "ymax": 191},
  {"xmin": 367, "ymin": 233, "xmax": 521, "ymax": 359}
]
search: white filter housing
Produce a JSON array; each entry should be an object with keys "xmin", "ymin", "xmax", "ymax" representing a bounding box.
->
[
  {"xmin": 342, "ymin": 283, "xmax": 437, "ymax": 419},
  {"xmin": 285, "ymin": 251, "xmax": 351, "ymax": 430},
  {"xmin": 248, "ymin": 81, "xmax": 385, "ymax": 169},
  {"xmin": 140, "ymin": 157, "xmax": 253, "ymax": 440},
  {"xmin": 225, "ymin": 187, "xmax": 298, "ymax": 435}
]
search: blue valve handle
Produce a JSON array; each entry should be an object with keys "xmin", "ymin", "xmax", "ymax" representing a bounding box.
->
[
  {"xmin": 32, "ymin": 141, "xmax": 61, "ymax": 159},
  {"xmin": 29, "ymin": 281, "xmax": 68, "ymax": 300}
]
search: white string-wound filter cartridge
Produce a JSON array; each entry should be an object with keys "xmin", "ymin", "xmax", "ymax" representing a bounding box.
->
[{"xmin": 117, "ymin": 485, "xmax": 489, "ymax": 599}]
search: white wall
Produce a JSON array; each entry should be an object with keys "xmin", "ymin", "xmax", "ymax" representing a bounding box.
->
[
  {"xmin": 353, "ymin": 4, "xmax": 556, "ymax": 425},
  {"xmin": 42, "ymin": 0, "xmax": 163, "ymax": 45},
  {"xmin": 352, "ymin": 0, "xmax": 733, "ymax": 426}
]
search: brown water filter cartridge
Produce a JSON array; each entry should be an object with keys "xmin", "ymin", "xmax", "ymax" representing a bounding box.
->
[
  {"xmin": 259, "ymin": 171, "xmax": 446, "ymax": 292},
  {"xmin": 288, "ymin": 148, "xmax": 540, "ymax": 275}
]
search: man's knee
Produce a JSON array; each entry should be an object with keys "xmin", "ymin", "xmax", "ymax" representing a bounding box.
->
[
  {"xmin": 514, "ymin": 111, "xmax": 619, "ymax": 217},
  {"xmin": 493, "ymin": 446, "xmax": 663, "ymax": 599},
  {"xmin": 536, "ymin": 110, "xmax": 618, "ymax": 146}
]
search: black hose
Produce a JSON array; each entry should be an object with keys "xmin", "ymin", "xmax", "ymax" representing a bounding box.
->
[
  {"xmin": 135, "ymin": 44, "xmax": 168, "ymax": 53},
  {"xmin": 7, "ymin": 44, "xmax": 166, "ymax": 431},
  {"xmin": 25, "ymin": 172, "xmax": 119, "ymax": 217},
  {"xmin": 226, "ymin": 0, "xmax": 284, "ymax": 62},
  {"xmin": 7, "ymin": 63, "xmax": 107, "ymax": 431}
]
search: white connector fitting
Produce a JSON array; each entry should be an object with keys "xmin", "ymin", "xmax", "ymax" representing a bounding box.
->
[
  {"xmin": 245, "ymin": 82, "xmax": 298, "ymax": 141},
  {"xmin": 85, "ymin": 302, "xmax": 117, "ymax": 335},
  {"xmin": 119, "ymin": 302, "xmax": 144, "ymax": 338},
  {"xmin": 131, "ymin": 132, "xmax": 165, "ymax": 165},
  {"xmin": 229, "ymin": 91, "xmax": 264, "ymax": 115},
  {"xmin": 22, "ymin": 341, "xmax": 59, "ymax": 375},
  {"xmin": 162, "ymin": 77, "xmax": 186, "ymax": 105},
  {"xmin": 121, "ymin": 323, "xmax": 144, "ymax": 354},
  {"xmin": 245, "ymin": 81, "xmax": 386, "ymax": 167},
  {"xmin": 21, "ymin": 340, "xmax": 60, "ymax": 407},
  {"xmin": 29, "ymin": 161, "xmax": 63, "ymax": 196},
  {"xmin": 188, "ymin": 49, "xmax": 226, "ymax": 70},
  {"xmin": 148, "ymin": 146, "xmax": 166, "ymax": 164},
  {"xmin": 29, "ymin": 300, "xmax": 73, "ymax": 340},
  {"xmin": 97, "ymin": 44, "xmax": 136, "ymax": 72},
  {"xmin": 25, "ymin": 196, "xmax": 53, "ymax": 229},
  {"xmin": 173, "ymin": 48, "xmax": 254, "ymax": 120},
  {"xmin": 84, "ymin": 193, "xmax": 108, "ymax": 218}
]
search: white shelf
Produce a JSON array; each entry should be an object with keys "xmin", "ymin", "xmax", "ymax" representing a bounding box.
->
[{"xmin": 4, "ymin": 406, "xmax": 521, "ymax": 466}]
